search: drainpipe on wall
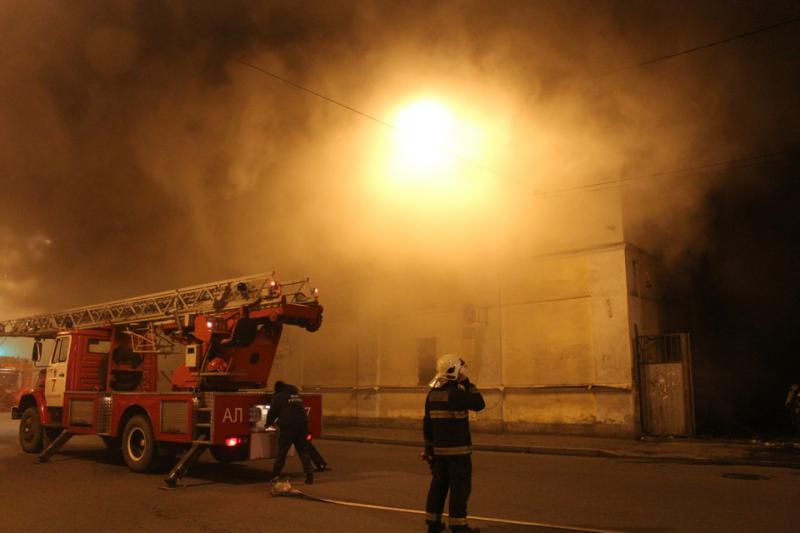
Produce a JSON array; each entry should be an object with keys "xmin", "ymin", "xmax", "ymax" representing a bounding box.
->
[
  {"xmin": 497, "ymin": 269, "xmax": 505, "ymax": 433},
  {"xmin": 632, "ymin": 323, "xmax": 644, "ymax": 438},
  {"xmin": 355, "ymin": 342, "xmax": 359, "ymax": 421}
]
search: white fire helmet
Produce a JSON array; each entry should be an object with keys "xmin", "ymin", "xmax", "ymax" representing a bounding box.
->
[{"xmin": 434, "ymin": 354, "xmax": 466, "ymax": 382}]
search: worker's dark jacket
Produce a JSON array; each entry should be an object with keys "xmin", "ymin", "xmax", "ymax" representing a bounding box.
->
[
  {"xmin": 423, "ymin": 378, "xmax": 485, "ymax": 456},
  {"xmin": 266, "ymin": 384, "xmax": 308, "ymax": 428}
]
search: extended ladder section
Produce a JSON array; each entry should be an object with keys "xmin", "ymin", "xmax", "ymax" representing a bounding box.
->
[{"xmin": 0, "ymin": 273, "xmax": 318, "ymax": 338}]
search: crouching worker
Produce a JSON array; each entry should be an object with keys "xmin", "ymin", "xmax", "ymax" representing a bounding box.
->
[
  {"xmin": 267, "ymin": 380, "xmax": 315, "ymax": 484},
  {"xmin": 423, "ymin": 354, "xmax": 485, "ymax": 533}
]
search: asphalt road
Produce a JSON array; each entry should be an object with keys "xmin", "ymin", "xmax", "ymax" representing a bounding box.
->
[{"xmin": 1, "ymin": 417, "xmax": 798, "ymax": 532}]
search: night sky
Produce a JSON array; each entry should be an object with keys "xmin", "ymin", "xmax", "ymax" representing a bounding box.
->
[{"xmin": 1, "ymin": 0, "xmax": 799, "ymax": 435}]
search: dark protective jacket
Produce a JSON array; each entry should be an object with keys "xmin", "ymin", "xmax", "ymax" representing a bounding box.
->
[
  {"xmin": 266, "ymin": 384, "xmax": 308, "ymax": 428},
  {"xmin": 423, "ymin": 378, "xmax": 485, "ymax": 456}
]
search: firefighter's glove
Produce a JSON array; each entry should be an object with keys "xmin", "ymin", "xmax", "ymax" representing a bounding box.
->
[{"xmin": 419, "ymin": 450, "xmax": 433, "ymax": 466}]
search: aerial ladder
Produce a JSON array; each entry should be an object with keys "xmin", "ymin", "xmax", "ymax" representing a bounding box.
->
[
  {"xmin": 1, "ymin": 272, "xmax": 323, "ymax": 487},
  {"xmin": 0, "ymin": 272, "xmax": 320, "ymax": 337}
]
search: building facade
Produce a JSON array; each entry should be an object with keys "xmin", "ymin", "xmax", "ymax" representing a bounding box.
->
[{"xmin": 274, "ymin": 189, "xmax": 690, "ymax": 438}]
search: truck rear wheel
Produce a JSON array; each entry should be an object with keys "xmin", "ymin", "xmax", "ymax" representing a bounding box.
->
[
  {"xmin": 19, "ymin": 407, "xmax": 44, "ymax": 453},
  {"xmin": 122, "ymin": 415, "xmax": 156, "ymax": 473}
]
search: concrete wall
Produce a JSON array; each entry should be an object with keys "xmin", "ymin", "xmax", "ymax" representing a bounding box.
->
[
  {"xmin": 278, "ymin": 242, "xmax": 641, "ymax": 437},
  {"xmin": 266, "ymin": 188, "xmax": 667, "ymax": 436},
  {"xmin": 496, "ymin": 245, "xmax": 635, "ymax": 435}
]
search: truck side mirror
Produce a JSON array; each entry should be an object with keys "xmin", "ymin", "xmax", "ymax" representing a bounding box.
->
[{"xmin": 31, "ymin": 341, "xmax": 42, "ymax": 363}]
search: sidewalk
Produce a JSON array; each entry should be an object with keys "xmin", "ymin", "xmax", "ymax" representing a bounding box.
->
[{"xmin": 320, "ymin": 425, "xmax": 800, "ymax": 469}]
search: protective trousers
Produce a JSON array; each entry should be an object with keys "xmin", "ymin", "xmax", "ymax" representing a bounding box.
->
[
  {"xmin": 271, "ymin": 422, "xmax": 313, "ymax": 477},
  {"xmin": 307, "ymin": 441, "xmax": 326, "ymax": 468},
  {"xmin": 425, "ymin": 454, "xmax": 472, "ymax": 529}
]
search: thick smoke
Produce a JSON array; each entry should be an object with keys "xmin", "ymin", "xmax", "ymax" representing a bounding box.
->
[{"xmin": 0, "ymin": 0, "xmax": 798, "ymax": 324}]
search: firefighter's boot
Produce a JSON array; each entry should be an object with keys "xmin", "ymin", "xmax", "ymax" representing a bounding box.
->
[
  {"xmin": 305, "ymin": 472, "xmax": 314, "ymax": 484},
  {"xmin": 426, "ymin": 522, "xmax": 445, "ymax": 533},
  {"xmin": 450, "ymin": 526, "xmax": 480, "ymax": 533}
]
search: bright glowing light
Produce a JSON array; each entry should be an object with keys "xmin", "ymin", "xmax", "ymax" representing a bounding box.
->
[
  {"xmin": 225, "ymin": 437, "xmax": 242, "ymax": 447},
  {"xmin": 393, "ymin": 100, "xmax": 457, "ymax": 176},
  {"xmin": 362, "ymin": 92, "xmax": 508, "ymax": 225},
  {"xmin": 388, "ymin": 99, "xmax": 483, "ymax": 188}
]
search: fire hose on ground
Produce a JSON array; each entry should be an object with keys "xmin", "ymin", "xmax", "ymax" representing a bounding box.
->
[{"xmin": 269, "ymin": 478, "xmax": 624, "ymax": 533}]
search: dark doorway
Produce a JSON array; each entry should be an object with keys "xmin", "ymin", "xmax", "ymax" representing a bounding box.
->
[{"xmin": 417, "ymin": 337, "xmax": 437, "ymax": 386}]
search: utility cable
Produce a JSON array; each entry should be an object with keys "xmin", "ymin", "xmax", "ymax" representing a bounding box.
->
[
  {"xmin": 233, "ymin": 52, "xmax": 800, "ymax": 194},
  {"xmin": 232, "ymin": 18, "xmax": 799, "ymax": 195},
  {"xmin": 232, "ymin": 13, "xmax": 800, "ymax": 136},
  {"xmin": 533, "ymin": 149, "xmax": 798, "ymax": 196},
  {"xmin": 231, "ymin": 57, "xmax": 497, "ymax": 174},
  {"xmin": 594, "ymin": 14, "xmax": 800, "ymax": 77},
  {"xmin": 233, "ymin": 14, "xmax": 800, "ymax": 121},
  {"xmin": 232, "ymin": 57, "xmax": 399, "ymax": 132}
]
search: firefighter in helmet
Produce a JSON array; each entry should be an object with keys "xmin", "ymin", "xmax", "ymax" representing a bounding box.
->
[{"xmin": 423, "ymin": 354, "xmax": 485, "ymax": 533}]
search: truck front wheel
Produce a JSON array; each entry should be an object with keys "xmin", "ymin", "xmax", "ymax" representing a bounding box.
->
[
  {"xmin": 19, "ymin": 407, "xmax": 44, "ymax": 453},
  {"xmin": 122, "ymin": 415, "xmax": 156, "ymax": 473}
]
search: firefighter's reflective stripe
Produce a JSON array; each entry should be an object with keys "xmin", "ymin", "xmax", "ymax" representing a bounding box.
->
[
  {"xmin": 429, "ymin": 390, "xmax": 449, "ymax": 402},
  {"xmin": 433, "ymin": 445, "xmax": 472, "ymax": 455},
  {"xmin": 448, "ymin": 516, "xmax": 468, "ymax": 526},
  {"xmin": 425, "ymin": 512, "xmax": 442, "ymax": 522},
  {"xmin": 429, "ymin": 410, "xmax": 468, "ymax": 419}
]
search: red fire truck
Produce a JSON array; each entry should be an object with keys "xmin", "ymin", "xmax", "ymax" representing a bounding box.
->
[{"xmin": 0, "ymin": 273, "xmax": 323, "ymax": 487}]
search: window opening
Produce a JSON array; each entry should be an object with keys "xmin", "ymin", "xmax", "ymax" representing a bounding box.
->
[
  {"xmin": 57, "ymin": 337, "xmax": 70, "ymax": 362},
  {"xmin": 88, "ymin": 339, "xmax": 111, "ymax": 354},
  {"xmin": 50, "ymin": 338, "xmax": 62, "ymax": 364}
]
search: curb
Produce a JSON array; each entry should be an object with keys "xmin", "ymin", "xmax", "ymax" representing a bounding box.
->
[{"xmin": 319, "ymin": 434, "xmax": 800, "ymax": 469}]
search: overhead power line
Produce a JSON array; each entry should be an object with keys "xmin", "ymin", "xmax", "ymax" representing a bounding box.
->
[
  {"xmin": 598, "ymin": 14, "xmax": 800, "ymax": 76},
  {"xmin": 533, "ymin": 149, "xmax": 798, "ymax": 196},
  {"xmin": 238, "ymin": 13, "xmax": 800, "ymax": 124},
  {"xmin": 232, "ymin": 57, "xmax": 399, "ymax": 132},
  {"xmin": 232, "ymin": 57, "xmax": 497, "ymax": 174},
  {"xmin": 231, "ymin": 14, "xmax": 799, "ymax": 195}
]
